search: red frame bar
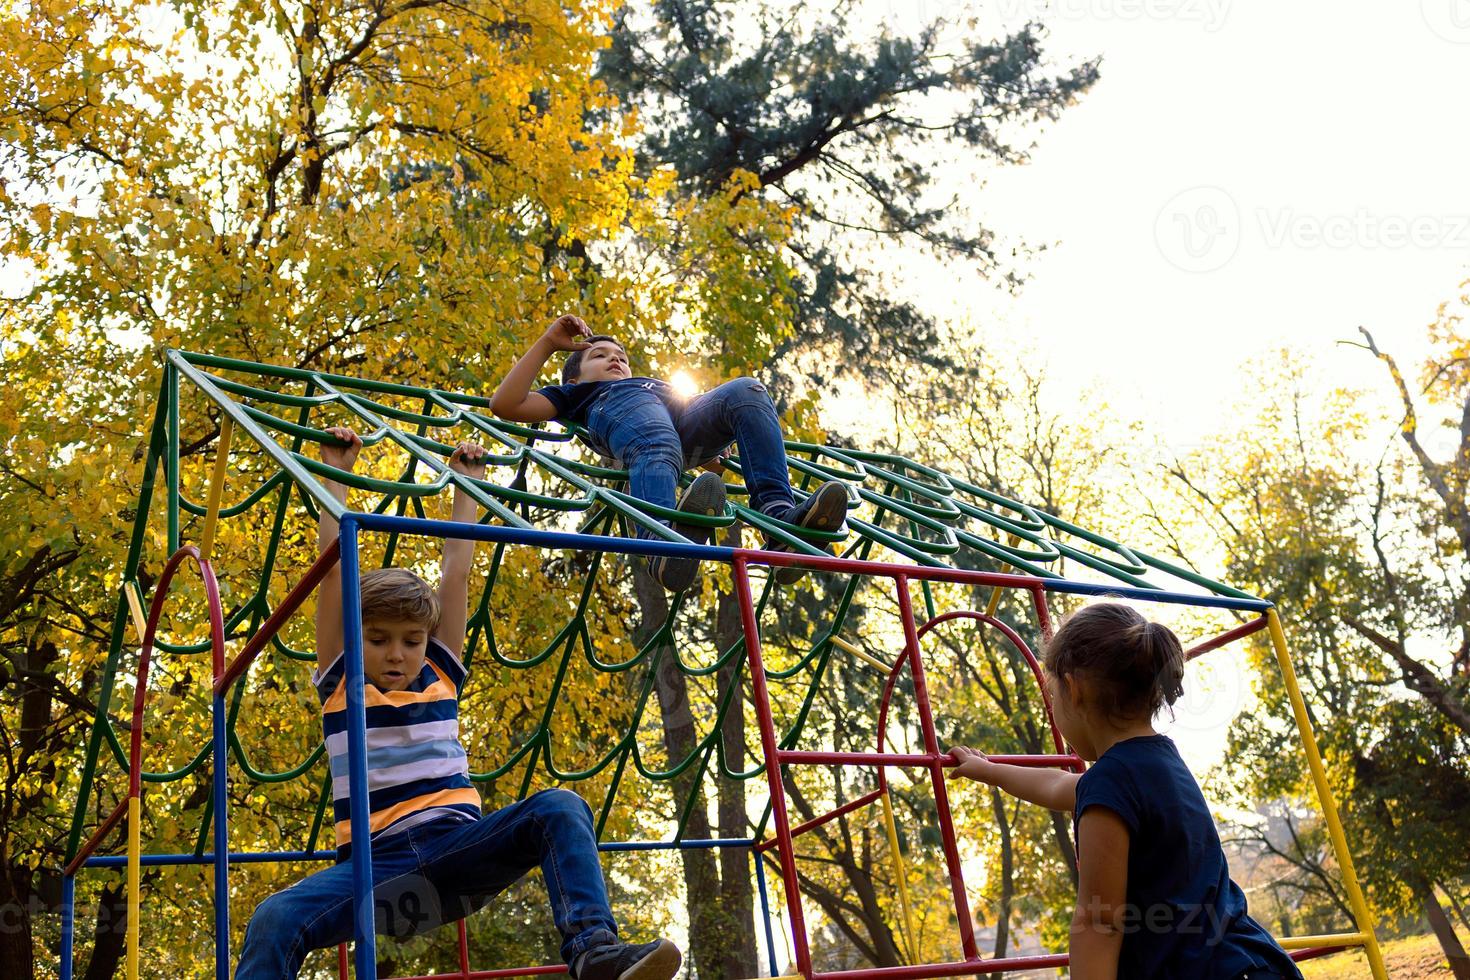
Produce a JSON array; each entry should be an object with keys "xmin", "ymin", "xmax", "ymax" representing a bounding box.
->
[
  {"xmin": 734, "ymin": 556, "xmax": 813, "ymax": 977},
  {"xmin": 779, "ymin": 750, "xmax": 1080, "ymax": 768},
  {"xmin": 458, "ymin": 919, "xmax": 472, "ymax": 976},
  {"xmin": 816, "ymin": 953, "xmax": 1071, "ymax": 980},
  {"xmin": 1184, "ymin": 615, "xmax": 1268, "ymax": 661},
  {"xmin": 389, "ymin": 966, "xmax": 567, "ymax": 980},
  {"xmin": 129, "ymin": 545, "xmax": 226, "ymax": 797},
  {"xmin": 215, "ymin": 538, "xmax": 342, "ymax": 695},
  {"xmin": 753, "ymin": 788, "xmax": 885, "ymax": 853},
  {"xmin": 1290, "ymin": 944, "xmax": 1358, "ymax": 963},
  {"xmin": 914, "ymin": 609, "xmax": 1073, "ymax": 763},
  {"xmin": 63, "ymin": 799, "xmax": 129, "ymax": 877},
  {"xmin": 894, "ymin": 576, "xmax": 978, "ymax": 960}
]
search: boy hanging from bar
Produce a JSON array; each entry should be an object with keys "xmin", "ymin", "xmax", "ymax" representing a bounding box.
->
[
  {"xmin": 490, "ymin": 314, "xmax": 850, "ymax": 592},
  {"xmin": 235, "ymin": 426, "xmax": 681, "ymax": 980}
]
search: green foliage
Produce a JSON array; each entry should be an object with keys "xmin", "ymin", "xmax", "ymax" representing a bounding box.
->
[{"xmin": 1157, "ymin": 337, "xmax": 1470, "ymax": 945}]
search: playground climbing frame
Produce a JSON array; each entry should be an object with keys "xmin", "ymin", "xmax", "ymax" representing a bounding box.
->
[{"xmin": 58, "ymin": 349, "xmax": 1387, "ymax": 979}]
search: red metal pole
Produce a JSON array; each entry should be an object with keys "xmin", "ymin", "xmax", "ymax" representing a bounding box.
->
[
  {"xmin": 62, "ymin": 799, "xmax": 129, "ymax": 877},
  {"xmin": 337, "ymin": 943, "xmax": 348, "ymax": 979},
  {"xmin": 457, "ymin": 920, "xmax": 472, "ymax": 977},
  {"xmin": 1290, "ymin": 944, "xmax": 1357, "ymax": 963},
  {"xmin": 1184, "ymin": 615, "xmax": 1268, "ymax": 661},
  {"xmin": 1030, "ymin": 586, "xmax": 1053, "ymax": 642},
  {"xmin": 733, "ymin": 556, "xmax": 812, "ymax": 978},
  {"xmin": 124, "ymin": 546, "xmax": 225, "ymax": 798},
  {"xmin": 388, "ymin": 967, "xmax": 566, "ymax": 980},
  {"xmin": 215, "ymin": 538, "xmax": 341, "ymax": 696},
  {"xmin": 754, "ymin": 788, "xmax": 884, "ymax": 853},
  {"xmin": 894, "ymin": 576, "xmax": 977, "ymax": 960},
  {"xmin": 815, "ymin": 952, "xmax": 1071, "ymax": 980},
  {"xmin": 915, "ymin": 610, "xmax": 1067, "ymax": 757}
]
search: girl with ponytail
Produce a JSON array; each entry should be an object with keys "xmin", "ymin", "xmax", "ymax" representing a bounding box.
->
[{"xmin": 948, "ymin": 602, "xmax": 1302, "ymax": 980}]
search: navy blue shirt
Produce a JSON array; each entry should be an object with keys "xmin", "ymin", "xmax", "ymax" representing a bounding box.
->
[
  {"xmin": 1074, "ymin": 735, "xmax": 1302, "ymax": 980},
  {"xmin": 537, "ymin": 377, "xmax": 661, "ymax": 425}
]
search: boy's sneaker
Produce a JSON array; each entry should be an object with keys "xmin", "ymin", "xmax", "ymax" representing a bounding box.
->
[
  {"xmin": 575, "ymin": 938, "xmax": 682, "ymax": 980},
  {"xmin": 645, "ymin": 471, "xmax": 727, "ymax": 592},
  {"xmin": 763, "ymin": 480, "xmax": 849, "ymax": 584}
]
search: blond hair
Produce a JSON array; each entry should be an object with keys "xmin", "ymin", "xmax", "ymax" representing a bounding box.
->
[{"xmin": 359, "ymin": 567, "xmax": 440, "ymax": 630}]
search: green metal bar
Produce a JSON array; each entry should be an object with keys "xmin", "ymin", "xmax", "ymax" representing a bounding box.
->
[
  {"xmin": 167, "ymin": 360, "xmax": 180, "ymax": 551},
  {"xmin": 65, "ymin": 370, "xmax": 173, "ymax": 860}
]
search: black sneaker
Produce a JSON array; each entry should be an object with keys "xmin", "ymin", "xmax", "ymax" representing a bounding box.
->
[
  {"xmin": 576, "ymin": 938, "xmax": 682, "ymax": 980},
  {"xmin": 645, "ymin": 471, "xmax": 727, "ymax": 592},
  {"xmin": 763, "ymin": 480, "xmax": 849, "ymax": 584}
]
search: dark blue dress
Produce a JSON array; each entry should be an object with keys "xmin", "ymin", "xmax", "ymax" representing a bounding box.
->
[{"xmin": 1073, "ymin": 735, "xmax": 1303, "ymax": 979}]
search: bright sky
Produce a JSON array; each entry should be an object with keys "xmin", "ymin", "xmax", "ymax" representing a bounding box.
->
[
  {"xmin": 869, "ymin": 0, "xmax": 1470, "ymax": 450},
  {"xmin": 838, "ymin": 0, "xmax": 1470, "ymax": 776}
]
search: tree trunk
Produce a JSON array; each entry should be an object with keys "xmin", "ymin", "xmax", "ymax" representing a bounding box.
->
[
  {"xmin": 715, "ymin": 573, "xmax": 758, "ymax": 980},
  {"xmin": 1408, "ymin": 871, "xmax": 1470, "ymax": 980},
  {"xmin": 0, "ymin": 865, "xmax": 35, "ymax": 980},
  {"xmin": 80, "ymin": 881, "xmax": 128, "ymax": 980},
  {"xmin": 635, "ymin": 570, "xmax": 724, "ymax": 980},
  {"xmin": 988, "ymin": 787, "xmax": 1013, "ymax": 980},
  {"xmin": 1440, "ymin": 881, "xmax": 1470, "ymax": 936},
  {"xmin": 1048, "ymin": 810, "xmax": 1077, "ymax": 889}
]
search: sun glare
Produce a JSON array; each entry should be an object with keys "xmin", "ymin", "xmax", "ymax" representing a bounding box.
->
[{"xmin": 669, "ymin": 369, "xmax": 700, "ymax": 398}]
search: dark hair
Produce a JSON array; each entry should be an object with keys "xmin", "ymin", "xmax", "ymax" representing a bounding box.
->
[
  {"xmin": 360, "ymin": 567, "xmax": 440, "ymax": 631},
  {"xmin": 562, "ymin": 335, "xmax": 624, "ymax": 384},
  {"xmin": 1043, "ymin": 602, "xmax": 1185, "ymax": 722}
]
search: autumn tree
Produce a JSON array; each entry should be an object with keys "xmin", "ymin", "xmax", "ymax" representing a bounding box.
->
[
  {"xmin": 1151, "ymin": 326, "xmax": 1470, "ymax": 977},
  {"xmin": 0, "ymin": 1, "xmax": 797, "ymax": 976}
]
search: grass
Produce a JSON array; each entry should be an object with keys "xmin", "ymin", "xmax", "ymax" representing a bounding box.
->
[{"xmin": 1298, "ymin": 932, "xmax": 1457, "ymax": 978}]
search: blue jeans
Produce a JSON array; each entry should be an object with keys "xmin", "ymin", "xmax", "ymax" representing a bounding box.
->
[
  {"xmin": 584, "ymin": 377, "xmax": 796, "ymax": 533},
  {"xmin": 235, "ymin": 789, "xmax": 618, "ymax": 979}
]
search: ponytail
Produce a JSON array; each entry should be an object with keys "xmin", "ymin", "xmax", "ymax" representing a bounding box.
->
[{"xmin": 1043, "ymin": 603, "xmax": 1186, "ymax": 722}]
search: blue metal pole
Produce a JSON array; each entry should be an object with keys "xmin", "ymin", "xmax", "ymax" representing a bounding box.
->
[
  {"xmin": 60, "ymin": 874, "xmax": 75, "ymax": 980},
  {"xmin": 84, "ymin": 850, "xmax": 339, "ymax": 868},
  {"xmin": 350, "ymin": 512, "xmax": 1273, "ymax": 612},
  {"xmin": 339, "ymin": 517, "xmax": 378, "ymax": 978},
  {"xmin": 599, "ymin": 837, "xmax": 754, "ymax": 851},
  {"xmin": 212, "ymin": 685, "xmax": 231, "ymax": 980},
  {"xmin": 77, "ymin": 838, "xmax": 754, "ymax": 870},
  {"xmin": 754, "ymin": 847, "xmax": 779, "ymax": 977}
]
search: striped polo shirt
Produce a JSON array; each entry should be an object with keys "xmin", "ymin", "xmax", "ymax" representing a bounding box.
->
[{"xmin": 313, "ymin": 637, "xmax": 482, "ymax": 854}]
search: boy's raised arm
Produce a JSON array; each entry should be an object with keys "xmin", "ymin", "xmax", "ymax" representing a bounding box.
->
[
  {"xmin": 434, "ymin": 441, "xmax": 488, "ymax": 657},
  {"xmin": 489, "ymin": 315, "xmax": 592, "ymax": 423},
  {"xmin": 315, "ymin": 426, "xmax": 362, "ymax": 673}
]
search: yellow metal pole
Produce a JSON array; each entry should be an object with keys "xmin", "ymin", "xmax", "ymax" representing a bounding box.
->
[
  {"xmin": 1266, "ymin": 609, "xmax": 1387, "ymax": 979},
  {"xmin": 828, "ymin": 634, "xmax": 892, "ymax": 674},
  {"xmin": 1277, "ymin": 932, "xmax": 1368, "ymax": 950},
  {"xmin": 126, "ymin": 794, "xmax": 140, "ymax": 980},
  {"xmin": 879, "ymin": 789, "xmax": 919, "ymax": 962},
  {"xmin": 984, "ymin": 535, "xmax": 1022, "ymax": 615},
  {"xmin": 199, "ymin": 416, "xmax": 233, "ymax": 562},
  {"xmin": 124, "ymin": 583, "xmax": 148, "ymax": 647}
]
